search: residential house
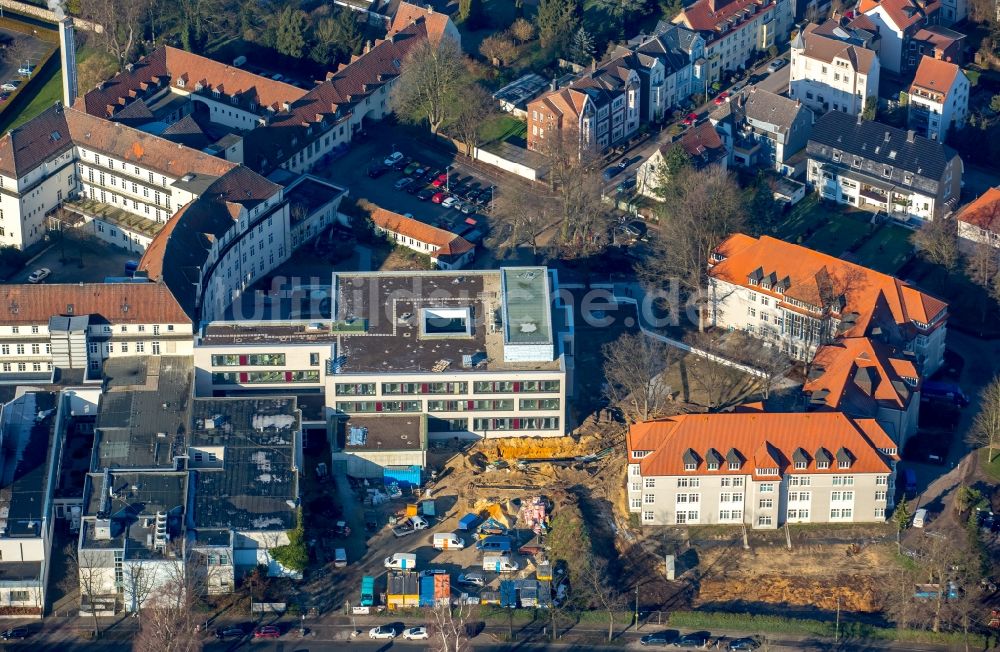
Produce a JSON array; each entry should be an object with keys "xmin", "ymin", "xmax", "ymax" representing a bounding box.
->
[
  {"xmin": 806, "ymin": 110, "xmax": 963, "ymax": 221},
  {"xmin": 626, "ymin": 412, "xmax": 898, "ymax": 528},
  {"xmin": 804, "ymin": 337, "xmax": 921, "ymax": 445},
  {"xmin": 493, "ymin": 74, "xmax": 550, "ymax": 118},
  {"xmin": 908, "ymin": 56, "xmax": 969, "ymax": 142},
  {"xmin": 789, "ymin": 23, "xmax": 880, "ymax": 117},
  {"xmin": 637, "ymin": 121, "xmax": 727, "ymax": 198},
  {"xmin": 387, "ymin": 1, "xmax": 462, "ymax": 47},
  {"xmin": 858, "ymin": 0, "xmax": 941, "ymax": 74},
  {"xmin": 955, "ymin": 186, "xmax": 1000, "ymax": 252},
  {"xmin": 673, "ymin": 0, "xmax": 794, "ymax": 83},
  {"xmin": 707, "ymin": 233, "xmax": 949, "ymax": 374},
  {"xmin": 613, "ymin": 25, "xmax": 704, "ymax": 123},
  {"xmin": 363, "ymin": 201, "xmax": 475, "ymax": 269},
  {"xmin": 711, "ymin": 87, "xmax": 814, "ymax": 175},
  {"xmin": 0, "ymin": 282, "xmax": 191, "ymax": 383},
  {"xmin": 912, "ymin": 25, "xmax": 966, "ymax": 65},
  {"xmin": 527, "ymin": 59, "xmax": 641, "ymax": 154}
]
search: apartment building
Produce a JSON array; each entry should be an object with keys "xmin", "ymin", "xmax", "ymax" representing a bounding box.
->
[
  {"xmin": 364, "ymin": 202, "xmax": 475, "ymax": 269},
  {"xmin": 527, "ymin": 60, "xmax": 641, "ymax": 154},
  {"xmin": 711, "ymin": 87, "xmax": 814, "ymax": 175},
  {"xmin": 707, "ymin": 234, "xmax": 949, "ymax": 374},
  {"xmin": 0, "ymin": 282, "xmax": 191, "ymax": 383},
  {"xmin": 804, "ymin": 337, "xmax": 921, "ymax": 445},
  {"xmin": 806, "ymin": 111, "xmax": 963, "ymax": 222},
  {"xmin": 908, "ymin": 56, "xmax": 969, "ymax": 142},
  {"xmin": 789, "ymin": 23, "xmax": 880, "ymax": 117},
  {"xmin": 0, "ymin": 391, "xmax": 60, "ymax": 617},
  {"xmin": 955, "ymin": 187, "xmax": 1000, "ymax": 252},
  {"xmin": 613, "ymin": 24, "xmax": 705, "ymax": 122},
  {"xmin": 638, "ymin": 121, "xmax": 727, "ymax": 198},
  {"xmin": 859, "ymin": 0, "xmax": 941, "ymax": 74},
  {"xmin": 626, "ymin": 412, "xmax": 898, "ymax": 528},
  {"xmin": 674, "ymin": 0, "xmax": 794, "ymax": 83}
]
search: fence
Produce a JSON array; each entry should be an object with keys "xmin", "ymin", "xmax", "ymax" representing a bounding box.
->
[{"xmin": 0, "ymin": 0, "xmax": 103, "ymax": 31}]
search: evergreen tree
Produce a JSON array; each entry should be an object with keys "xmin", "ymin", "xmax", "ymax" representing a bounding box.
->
[
  {"xmin": 536, "ymin": 0, "xmax": 580, "ymax": 51},
  {"xmin": 275, "ymin": 7, "xmax": 308, "ymax": 59},
  {"xmin": 459, "ymin": 0, "xmax": 486, "ymax": 29},
  {"xmin": 569, "ymin": 26, "xmax": 595, "ymax": 64}
]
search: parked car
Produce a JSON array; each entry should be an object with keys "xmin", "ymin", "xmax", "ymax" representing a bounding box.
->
[
  {"xmin": 392, "ymin": 156, "xmax": 411, "ymax": 171},
  {"xmin": 405, "ymin": 182, "xmax": 422, "ymax": 194},
  {"xmin": 749, "ymin": 72, "xmax": 767, "ymax": 84},
  {"xmin": 682, "ymin": 112, "xmax": 698, "ymax": 126},
  {"xmin": 253, "ymin": 626, "xmax": 281, "ymax": 639},
  {"xmin": 27, "ymin": 268, "xmax": 51, "ymax": 283},
  {"xmin": 394, "ymin": 177, "xmax": 414, "ymax": 191},
  {"xmin": 617, "ymin": 177, "xmax": 637, "ymax": 194},
  {"xmin": 369, "ymin": 625, "xmax": 398, "ymax": 640},
  {"xmin": 417, "ymin": 188, "xmax": 435, "ymax": 201},
  {"xmin": 767, "ymin": 58, "xmax": 787, "ymax": 72},
  {"xmin": 713, "ymin": 91, "xmax": 730, "ymax": 105},
  {"xmin": 616, "ymin": 159, "xmax": 630, "ymax": 171},
  {"xmin": 442, "ymin": 196, "xmax": 459, "ymax": 209},
  {"xmin": 432, "ymin": 173, "xmax": 448, "ymax": 188},
  {"xmin": 431, "ymin": 192, "xmax": 447, "ymax": 204},
  {"xmin": 458, "ymin": 572, "xmax": 486, "ymax": 587},
  {"xmin": 425, "ymin": 168, "xmax": 442, "ymax": 181},
  {"xmin": 215, "ymin": 626, "xmax": 246, "ymax": 640},
  {"xmin": 0, "ymin": 628, "xmax": 28, "ymax": 640},
  {"xmin": 675, "ymin": 631, "xmax": 711, "ymax": 647},
  {"xmin": 640, "ymin": 630, "xmax": 679, "ymax": 646},
  {"xmin": 17, "ymin": 65, "xmax": 32, "ymax": 77},
  {"xmin": 404, "ymin": 161, "xmax": 421, "ymax": 175},
  {"xmin": 913, "ymin": 508, "xmax": 929, "ymax": 528},
  {"xmin": 403, "ymin": 626, "xmax": 429, "ymax": 640},
  {"xmin": 460, "ymin": 202, "xmax": 475, "ymax": 215},
  {"xmin": 728, "ymin": 636, "xmax": 762, "ymax": 651},
  {"xmin": 413, "ymin": 166, "xmax": 427, "ymax": 178},
  {"xmin": 383, "ymin": 151, "xmax": 404, "ymax": 167},
  {"xmin": 368, "ymin": 164, "xmax": 389, "ymax": 178},
  {"xmin": 0, "ymin": 93, "xmax": 9, "ymax": 102},
  {"xmin": 1, "ymin": 80, "xmax": 20, "ymax": 91}
]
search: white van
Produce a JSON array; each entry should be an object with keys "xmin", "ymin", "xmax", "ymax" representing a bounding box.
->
[
  {"xmin": 432, "ymin": 532, "xmax": 465, "ymax": 550},
  {"xmin": 912, "ymin": 508, "xmax": 928, "ymax": 528},
  {"xmin": 384, "ymin": 552, "xmax": 418, "ymax": 570},
  {"xmin": 483, "ymin": 555, "xmax": 519, "ymax": 573},
  {"xmin": 334, "ymin": 548, "xmax": 347, "ymax": 568}
]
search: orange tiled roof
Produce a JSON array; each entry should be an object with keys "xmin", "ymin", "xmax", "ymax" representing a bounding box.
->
[
  {"xmin": 910, "ymin": 56, "xmax": 961, "ymax": 97},
  {"xmin": 677, "ymin": 120, "xmax": 725, "ymax": 158},
  {"xmin": 627, "ymin": 412, "xmax": 895, "ymax": 478},
  {"xmin": 804, "ymin": 337, "xmax": 919, "ymax": 413},
  {"xmin": 861, "ymin": 0, "xmax": 939, "ymax": 30},
  {"xmin": 0, "ymin": 283, "xmax": 189, "ymax": 326},
  {"xmin": 364, "ymin": 202, "xmax": 473, "ymax": 257},
  {"xmin": 798, "ymin": 23, "xmax": 877, "ymax": 74},
  {"xmin": 956, "ymin": 187, "xmax": 1000, "ymax": 234},
  {"xmin": 709, "ymin": 234, "xmax": 948, "ymax": 334},
  {"xmin": 677, "ymin": 0, "xmax": 776, "ymax": 35},
  {"xmin": 389, "ymin": 2, "xmax": 455, "ymax": 46}
]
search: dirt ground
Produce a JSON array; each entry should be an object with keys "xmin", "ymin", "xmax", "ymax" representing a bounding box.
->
[{"xmin": 694, "ymin": 543, "xmax": 894, "ymax": 613}]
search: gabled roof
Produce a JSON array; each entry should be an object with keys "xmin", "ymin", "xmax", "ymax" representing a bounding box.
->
[
  {"xmin": 675, "ymin": 120, "xmax": 726, "ymax": 162},
  {"xmin": 0, "ymin": 103, "xmax": 73, "ymax": 178},
  {"xmin": 709, "ymin": 234, "xmax": 948, "ymax": 337},
  {"xmin": 910, "ymin": 55, "xmax": 963, "ymax": 98},
  {"xmin": 676, "ymin": 0, "xmax": 776, "ymax": 35},
  {"xmin": 804, "ymin": 337, "xmax": 919, "ymax": 416},
  {"xmin": 363, "ymin": 201, "xmax": 474, "ymax": 257},
  {"xmin": 796, "ymin": 23, "xmax": 877, "ymax": 74},
  {"xmin": 0, "ymin": 282, "xmax": 189, "ymax": 326},
  {"xmin": 715, "ymin": 87, "xmax": 811, "ymax": 135},
  {"xmin": 860, "ymin": 0, "xmax": 940, "ymax": 30},
  {"xmin": 626, "ymin": 412, "xmax": 894, "ymax": 478},
  {"xmin": 388, "ymin": 1, "xmax": 456, "ymax": 46},
  {"xmin": 956, "ymin": 187, "xmax": 1000, "ymax": 234}
]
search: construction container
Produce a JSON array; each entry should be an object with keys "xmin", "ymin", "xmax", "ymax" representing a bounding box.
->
[
  {"xmin": 421, "ymin": 499, "xmax": 436, "ymax": 518},
  {"xmin": 434, "ymin": 574, "xmax": 450, "ymax": 605},
  {"xmin": 536, "ymin": 561, "xmax": 553, "ymax": 581},
  {"xmin": 538, "ymin": 580, "xmax": 553, "ymax": 608},
  {"xmin": 458, "ymin": 513, "xmax": 479, "ymax": 530},
  {"xmin": 420, "ymin": 575, "xmax": 436, "ymax": 607},
  {"xmin": 500, "ymin": 580, "xmax": 519, "ymax": 608},
  {"xmin": 384, "ymin": 465, "xmax": 421, "ymax": 489},
  {"xmin": 386, "ymin": 572, "xmax": 419, "ymax": 609},
  {"xmin": 480, "ymin": 591, "xmax": 501, "ymax": 605},
  {"xmin": 360, "ymin": 576, "xmax": 375, "ymax": 607},
  {"xmin": 405, "ymin": 503, "xmax": 419, "ymax": 517},
  {"xmin": 520, "ymin": 580, "xmax": 540, "ymax": 607}
]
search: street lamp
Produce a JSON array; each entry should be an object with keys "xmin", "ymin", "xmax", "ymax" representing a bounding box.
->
[
  {"xmin": 489, "ymin": 185, "xmax": 495, "ymax": 212},
  {"xmin": 446, "ymin": 165, "xmax": 451, "ymax": 192}
]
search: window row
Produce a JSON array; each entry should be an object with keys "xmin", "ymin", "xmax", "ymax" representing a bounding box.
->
[
  {"xmin": 0, "ymin": 344, "xmax": 49, "ymax": 355},
  {"xmin": 335, "ymin": 401, "xmax": 422, "ymax": 413},
  {"xmin": 213, "ymin": 370, "xmax": 320, "ymax": 384},
  {"xmin": 471, "ymin": 417, "xmax": 560, "ymax": 431},
  {"xmin": 1, "ymin": 362, "xmax": 51, "ymax": 372},
  {"xmin": 473, "ymin": 380, "xmax": 560, "ymax": 394},
  {"xmin": 428, "ymin": 400, "xmax": 514, "ymax": 412},
  {"xmin": 212, "ymin": 353, "xmax": 286, "ymax": 366},
  {"xmin": 383, "ymin": 382, "xmax": 468, "ymax": 395}
]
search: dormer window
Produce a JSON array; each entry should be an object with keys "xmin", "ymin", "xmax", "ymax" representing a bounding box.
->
[
  {"xmin": 756, "ymin": 467, "xmax": 778, "ymax": 476},
  {"xmin": 832, "ymin": 151, "xmax": 841, "ymax": 163},
  {"xmin": 852, "ymin": 157, "xmax": 861, "ymax": 168},
  {"xmin": 794, "ymin": 461, "xmax": 806, "ymax": 469},
  {"xmin": 213, "ymin": 89, "xmax": 220, "ymax": 98},
  {"xmin": 816, "ymin": 461, "xmax": 830, "ymax": 469},
  {"xmin": 632, "ymin": 450, "xmax": 649, "ymax": 459},
  {"xmin": 231, "ymin": 95, "xmax": 238, "ymax": 105},
  {"xmin": 176, "ymin": 78, "xmax": 185, "ymax": 88},
  {"xmin": 707, "ymin": 462, "xmax": 719, "ymax": 470},
  {"xmin": 882, "ymin": 167, "xmax": 892, "ymax": 178},
  {"xmin": 729, "ymin": 462, "xmax": 741, "ymax": 471}
]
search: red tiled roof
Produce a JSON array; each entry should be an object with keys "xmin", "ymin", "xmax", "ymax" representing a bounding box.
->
[
  {"xmin": 798, "ymin": 23, "xmax": 877, "ymax": 74},
  {"xmin": 804, "ymin": 337, "xmax": 919, "ymax": 414},
  {"xmin": 956, "ymin": 187, "xmax": 1000, "ymax": 234},
  {"xmin": 676, "ymin": 120, "xmax": 725, "ymax": 159},
  {"xmin": 676, "ymin": 0, "xmax": 776, "ymax": 35},
  {"xmin": 709, "ymin": 234, "xmax": 948, "ymax": 335},
  {"xmin": 860, "ymin": 0, "xmax": 939, "ymax": 30},
  {"xmin": 389, "ymin": 2, "xmax": 455, "ymax": 46},
  {"xmin": 910, "ymin": 55, "xmax": 962, "ymax": 97},
  {"xmin": 627, "ymin": 412, "xmax": 895, "ymax": 478},
  {"xmin": 362, "ymin": 201, "xmax": 473, "ymax": 257},
  {"xmin": 0, "ymin": 283, "xmax": 189, "ymax": 325}
]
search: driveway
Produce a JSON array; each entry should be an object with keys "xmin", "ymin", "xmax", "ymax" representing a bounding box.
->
[{"xmin": 5, "ymin": 236, "xmax": 136, "ymax": 284}]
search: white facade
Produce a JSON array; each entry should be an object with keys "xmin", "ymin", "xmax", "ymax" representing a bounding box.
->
[
  {"xmin": 808, "ymin": 163, "xmax": 942, "ymax": 221},
  {"xmin": 193, "ymin": 342, "xmax": 330, "ymax": 396},
  {"xmin": 908, "ymin": 69, "xmax": 969, "ymax": 143},
  {"xmin": 789, "ymin": 40, "xmax": 879, "ymax": 117}
]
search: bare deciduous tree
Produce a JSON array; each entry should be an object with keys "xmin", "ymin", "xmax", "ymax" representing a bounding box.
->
[
  {"xmin": 479, "ymin": 33, "xmax": 517, "ymax": 67},
  {"xmin": 393, "ymin": 38, "xmax": 469, "ymax": 136},
  {"xmin": 602, "ymin": 332, "xmax": 682, "ymax": 422},
  {"xmin": 449, "ymin": 83, "xmax": 495, "ymax": 156},
  {"xmin": 487, "ymin": 188, "xmax": 550, "ymax": 256},
  {"xmin": 577, "ymin": 554, "xmax": 626, "ymax": 641},
  {"xmin": 132, "ymin": 564, "xmax": 202, "ymax": 652},
  {"xmin": 685, "ymin": 332, "xmax": 758, "ymax": 410},
  {"xmin": 741, "ymin": 337, "xmax": 792, "ymax": 399},
  {"xmin": 75, "ymin": 547, "xmax": 114, "ymax": 637},
  {"xmin": 80, "ymin": 0, "xmax": 151, "ymax": 68},
  {"xmin": 912, "ymin": 216, "xmax": 958, "ymax": 271},
  {"xmin": 969, "ymin": 373, "xmax": 1000, "ymax": 463},
  {"xmin": 536, "ymin": 132, "xmax": 610, "ymax": 256},
  {"xmin": 123, "ymin": 560, "xmax": 158, "ymax": 615},
  {"xmin": 510, "ymin": 17, "xmax": 536, "ymax": 44},
  {"xmin": 429, "ymin": 602, "xmax": 472, "ymax": 652}
]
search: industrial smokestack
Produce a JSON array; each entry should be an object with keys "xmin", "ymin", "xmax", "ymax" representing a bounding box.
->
[{"xmin": 57, "ymin": 13, "xmax": 78, "ymax": 106}]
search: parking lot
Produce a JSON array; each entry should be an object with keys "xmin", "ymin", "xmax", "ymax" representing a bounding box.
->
[
  {"xmin": 0, "ymin": 26, "xmax": 54, "ymax": 104},
  {"xmin": 314, "ymin": 132, "xmax": 499, "ymax": 242},
  {"xmin": 7, "ymin": 235, "xmax": 136, "ymax": 284}
]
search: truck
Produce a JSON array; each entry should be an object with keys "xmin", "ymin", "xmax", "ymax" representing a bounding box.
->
[
  {"xmin": 392, "ymin": 515, "xmax": 429, "ymax": 537},
  {"xmin": 904, "ymin": 469, "xmax": 917, "ymax": 496},
  {"xmin": 360, "ymin": 576, "xmax": 375, "ymax": 607},
  {"xmin": 520, "ymin": 580, "xmax": 540, "ymax": 607},
  {"xmin": 921, "ymin": 380, "xmax": 969, "ymax": 407},
  {"xmin": 432, "ymin": 532, "xmax": 466, "ymax": 550},
  {"xmin": 914, "ymin": 582, "xmax": 958, "ymax": 600},
  {"xmin": 500, "ymin": 580, "xmax": 519, "ymax": 608},
  {"xmin": 384, "ymin": 553, "xmax": 418, "ymax": 570},
  {"xmin": 483, "ymin": 555, "xmax": 519, "ymax": 573}
]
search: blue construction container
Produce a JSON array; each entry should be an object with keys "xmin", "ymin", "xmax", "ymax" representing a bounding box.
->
[
  {"xmin": 458, "ymin": 513, "xmax": 479, "ymax": 531},
  {"xmin": 420, "ymin": 575, "xmax": 436, "ymax": 607},
  {"xmin": 384, "ymin": 465, "xmax": 421, "ymax": 489},
  {"xmin": 500, "ymin": 580, "xmax": 519, "ymax": 608}
]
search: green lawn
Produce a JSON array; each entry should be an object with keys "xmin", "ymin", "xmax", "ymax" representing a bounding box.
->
[
  {"xmin": 480, "ymin": 115, "xmax": 527, "ymax": 144},
  {"xmin": 852, "ymin": 222, "xmax": 914, "ymax": 275},
  {"xmin": 775, "ymin": 194, "xmax": 821, "ymax": 242},
  {"xmin": 805, "ymin": 213, "xmax": 874, "ymax": 257}
]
